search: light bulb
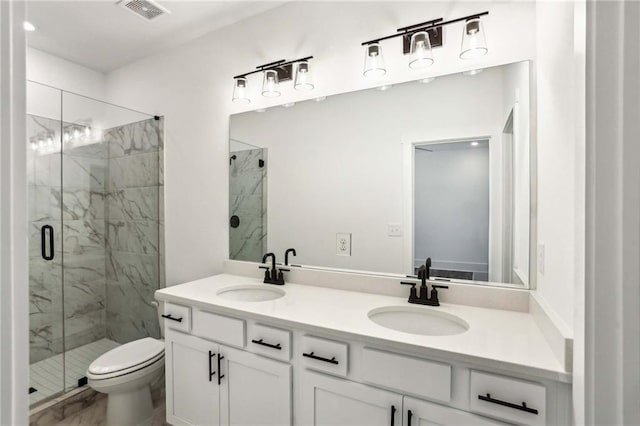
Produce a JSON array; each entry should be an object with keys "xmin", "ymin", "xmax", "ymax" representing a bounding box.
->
[
  {"xmin": 261, "ymin": 70, "xmax": 281, "ymax": 98},
  {"xmin": 294, "ymin": 61, "xmax": 314, "ymax": 91},
  {"xmin": 460, "ymin": 17, "xmax": 488, "ymax": 59}
]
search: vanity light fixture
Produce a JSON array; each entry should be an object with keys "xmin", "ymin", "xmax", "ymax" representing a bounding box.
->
[
  {"xmin": 363, "ymin": 43, "xmax": 386, "ymax": 78},
  {"xmin": 232, "ymin": 56, "xmax": 314, "ymax": 103},
  {"xmin": 361, "ymin": 11, "xmax": 488, "ymax": 78},
  {"xmin": 232, "ymin": 77, "xmax": 250, "ymax": 104},
  {"xmin": 460, "ymin": 17, "xmax": 488, "ymax": 59},
  {"xmin": 408, "ymin": 31, "xmax": 433, "ymax": 69},
  {"xmin": 294, "ymin": 61, "xmax": 314, "ymax": 91}
]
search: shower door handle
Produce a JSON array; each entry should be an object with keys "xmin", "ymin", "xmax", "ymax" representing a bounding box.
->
[{"xmin": 41, "ymin": 225, "xmax": 54, "ymax": 261}]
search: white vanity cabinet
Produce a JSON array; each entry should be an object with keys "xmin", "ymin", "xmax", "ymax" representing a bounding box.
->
[
  {"xmin": 165, "ymin": 327, "xmax": 292, "ymax": 426},
  {"xmin": 162, "ymin": 303, "xmax": 569, "ymax": 426}
]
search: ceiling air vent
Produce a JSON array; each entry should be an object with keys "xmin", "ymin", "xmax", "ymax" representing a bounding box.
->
[{"xmin": 117, "ymin": 0, "xmax": 170, "ymax": 21}]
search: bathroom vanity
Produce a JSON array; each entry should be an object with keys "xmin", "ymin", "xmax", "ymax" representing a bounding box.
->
[{"xmin": 155, "ymin": 270, "xmax": 571, "ymax": 426}]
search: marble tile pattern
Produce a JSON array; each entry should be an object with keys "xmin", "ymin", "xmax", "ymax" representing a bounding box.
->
[
  {"xmin": 28, "ymin": 113, "xmax": 165, "ymax": 405},
  {"xmin": 229, "ymin": 148, "xmax": 267, "ymax": 262},
  {"xmin": 104, "ymin": 117, "xmax": 164, "ymax": 344}
]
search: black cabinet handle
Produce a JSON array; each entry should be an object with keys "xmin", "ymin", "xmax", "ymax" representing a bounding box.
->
[
  {"xmin": 161, "ymin": 314, "xmax": 183, "ymax": 322},
  {"xmin": 208, "ymin": 351, "xmax": 216, "ymax": 382},
  {"xmin": 407, "ymin": 409, "xmax": 412, "ymax": 426},
  {"xmin": 217, "ymin": 353, "xmax": 225, "ymax": 385},
  {"xmin": 41, "ymin": 225, "xmax": 54, "ymax": 260},
  {"xmin": 251, "ymin": 339, "xmax": 282, "ymax": 350},
  {"xmin": 478, "ymin": 393, "xmax": 539, "ymax": 415},
  {"xmin": 302, "ymin": 352, "xmax": 339, "ymax": 365},
  {"xmin": 390, "ymin": 405, "xmax": 396, "ymax": 426}
]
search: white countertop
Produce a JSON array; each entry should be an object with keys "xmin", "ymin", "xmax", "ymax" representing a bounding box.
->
[{"xmin": 155, "ymin": 274, "xmax": 571, "ymax": 383}]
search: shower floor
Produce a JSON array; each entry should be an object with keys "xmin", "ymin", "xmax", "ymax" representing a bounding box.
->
[{"xmin": 30, "ymin": 338, "xmax": 120, "ymax": 406}]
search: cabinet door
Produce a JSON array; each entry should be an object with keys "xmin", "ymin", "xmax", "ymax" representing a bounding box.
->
[
  {"xmin": 219, "ymin": 345, "xmax": 292, "ymax": 426},
  {"xmin": 166, "ymin": 330, "xmax": 221, "ymax": 426},
  {"xmin": 301, "ymin": 371, "xmax": 402, "ymax": 426},
  {"xmin": 403, "ymin": 396, "xmax": 509, "ymax": 426}
]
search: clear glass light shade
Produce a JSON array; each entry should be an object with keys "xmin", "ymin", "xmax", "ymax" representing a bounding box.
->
[
  {"xmin": 294, "ymin": 61, "xmax": 314, "ymax": 91},
  {"xmin": 232, "ymin": 77, "xmax": 250, "ymax": 104},
  {"xmin": 363, "ymin": 43, "xmax": 386, "ymax": 78},
  {"xmin": 261, "ymin": 70, "xmax": 281, "ymax": 98},
  {"xmin": 460, "ymin": 18, "xmax": 488, "ymax": 59},
  {"xmin": 409, "ymin": 31, "xmax": 434, "ymax": 69}
]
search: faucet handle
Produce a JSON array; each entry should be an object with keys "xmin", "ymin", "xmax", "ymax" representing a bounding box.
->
[
  {"xmin": 432, "ymin": 284, "xmax": 449, "ymax": 289},
  {"xmin": 401, "ymin": 281, "xmax": 419, "ymax": 301},
  {"xmin": 400, "ymin": 281, "xmax": 417, "ymax": 287}
]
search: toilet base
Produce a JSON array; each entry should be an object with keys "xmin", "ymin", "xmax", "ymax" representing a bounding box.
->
[{"xmin": 106, "ymin": 386, "xmax": 153, "ymax": 426}]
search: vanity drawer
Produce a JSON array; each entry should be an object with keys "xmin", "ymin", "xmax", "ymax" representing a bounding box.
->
[
  {"xmin": 361, "ymin": 347, "xmax": 451, "ymax": 403},
  {"xmin": 192, "ymin": 309, "xmax": 246, "ymax": 348},
  {"xmin": 300, "ymin": 335, "xmax": 348, "ymax": 377},
  {"xmin": 247, "ymin": 323, "xmax": 291, "ymax": 362},
  {"xmin": 162, "ymin": 302, "xmax": 191, "ymax": 333},
  {"xmin": 469, "ymin": 370, "xmax": 546, "ymax": 426}
]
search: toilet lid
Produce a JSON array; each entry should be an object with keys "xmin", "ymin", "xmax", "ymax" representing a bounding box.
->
[{"xmin": 88, "ymin": 337, "xmax": 164, "ymax": 375}]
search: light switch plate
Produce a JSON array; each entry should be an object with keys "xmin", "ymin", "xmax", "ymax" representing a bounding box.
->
[
  {"xmin": 388, "ymin": 223, "xmax": 402, "ymax": 237},
  {"xmin": 336, "ymin": 233, "xmax": 352, "ymax": 256}
]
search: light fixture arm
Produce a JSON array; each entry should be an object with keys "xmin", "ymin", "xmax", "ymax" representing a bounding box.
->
[
  {"xmin": 234, "ymin": 56, "xmax": 314, "ymax": 79},
  {"xmin": 361, "ymin": 11, "xmax": 489, "ymax": 46}
]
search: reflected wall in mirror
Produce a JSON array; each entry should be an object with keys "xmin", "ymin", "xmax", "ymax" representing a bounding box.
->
[{"xmin": 229, "ymin": 60, "xmax": 532, "ymax": 288}]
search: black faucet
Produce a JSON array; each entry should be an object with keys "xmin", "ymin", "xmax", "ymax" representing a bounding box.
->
[
  {"xmin": 259, "ymin": 253, "xmax": 289, "ymax": 285},
  {"xmin": 285, "ymin": 248, "xmax": 297, "ymax": 266},
  {"xmin": 401, "ymin": 257, "xmax": 448, "ymax": 306}
]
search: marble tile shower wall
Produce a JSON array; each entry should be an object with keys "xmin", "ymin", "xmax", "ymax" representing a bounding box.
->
[
  {"xmin": 229, "ymin": 148, "xmax": 267, "ymax": 262},
  {"xmin": 28, "ymin": 115, "xmax": 109, "ymax": 363},
  {"xmin": 105, "ymin": 118, "xmax": 164, "ymax": 344},
  {"xmin": 28, "ymin": 115, "xmax": 165, "ymax": 364}
]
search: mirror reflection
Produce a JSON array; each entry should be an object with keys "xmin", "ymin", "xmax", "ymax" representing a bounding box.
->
[{"xmin": 229, "ymin": 60, "xmax": 532, "ymax": 287}]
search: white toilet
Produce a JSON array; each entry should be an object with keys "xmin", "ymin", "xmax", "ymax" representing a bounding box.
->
[{"xmin": 87, "ymin": 337, "xmax": 164, "ymax": 426}]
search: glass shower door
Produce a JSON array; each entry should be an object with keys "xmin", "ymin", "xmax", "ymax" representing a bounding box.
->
[{"xmin": 27, "ymin": 81, "xmax": 65, "ymax": 405}]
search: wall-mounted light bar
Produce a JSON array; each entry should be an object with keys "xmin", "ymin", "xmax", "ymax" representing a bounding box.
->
[
  {"xmin": 361, "ymin": 11, "xmax": 489, "ymax": 78},
  {"xmin": 232, "ymin": 56, "xmax": 315, "ymax": 104}
]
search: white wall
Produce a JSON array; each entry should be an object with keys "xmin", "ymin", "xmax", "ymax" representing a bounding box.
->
[
  {"xmin": 27, "ymin": 47, "xmax": 105, "ymax": 99},
  {"xmin": 0, "ymin": 2, "xmax": 29, "ymax": 424},
  {"xmin": 104, "ymin": 1, "xmax": 537, "ymax": 286},
  {"xmin": 415, "ymin": 144, "xmax": 490, "ymax": 274},
  {"xmin": 231, "ymin": 71, "xmax": 504, "ymax": 275},
  {"xmin": 535, "ymin": 2, "xmax": 582, "ymax": 329}
]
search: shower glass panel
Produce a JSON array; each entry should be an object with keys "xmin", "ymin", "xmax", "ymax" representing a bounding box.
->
[
  {"xmin": 27, "ymin": 81, "xmax": 164, "ymax": 407},
  {"xmin": 27, "ymin": 81, "xmax": 65, "ymax": 404},
  {"xmin": 229, "ymin": 139, "xmax": 267, "ymax": 262}
]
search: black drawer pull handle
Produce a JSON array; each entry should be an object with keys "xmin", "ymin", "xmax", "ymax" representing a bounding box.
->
[
  {"xmin": 161, "ymin": 314, "xmax": 183, "ymax": 322},
  {"xmin": 208, "ymin": 351, "xmax": 216, "ymax": 382},
  {"xmin": 302, "ymin": 352, "xmax": 339, "ymax": 365},
  {"xmin": 251, "ymin": 339, "xmax": 282, "ymax": 350},
  {"xmin": 407, "ymin": 409, "xmax": 412, "ymax": 426},
  {"xmin": 217, "ymin": 354, "xmax": 225, "ymax": 385},
  {"xmin": 390, "ymin": 405, "xmax": 396, "ymax": 426},
  {"xmin": 478, "ymin": 393, "xmax": 539, "ymax": 415}
]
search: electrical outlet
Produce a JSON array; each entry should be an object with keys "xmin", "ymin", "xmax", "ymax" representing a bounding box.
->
[
  {"xmin": 388, "ymin": 223, "xmax": 402, "ymax": 237},
  {"xmin": 537, "ymin": 242, "xmax": 545, "ymax": 275},
  {"xmin": 336, "ymin": 233, "xmax": 351, "ymax": 256}
]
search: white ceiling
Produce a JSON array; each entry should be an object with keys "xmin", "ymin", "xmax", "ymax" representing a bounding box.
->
[{"xmin": 25, "ymin": 1, "xmax": 285, "ymax": 72}]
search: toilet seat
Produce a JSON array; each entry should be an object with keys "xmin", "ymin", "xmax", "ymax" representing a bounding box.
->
[{"xmin": 88, "ymin": 337, "xmax": 164, "ymax": 380}]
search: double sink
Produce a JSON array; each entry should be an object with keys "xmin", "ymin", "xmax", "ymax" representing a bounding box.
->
[{"xmin": 216, "ymin": 285, "xmax": 469, "ymax": 337}]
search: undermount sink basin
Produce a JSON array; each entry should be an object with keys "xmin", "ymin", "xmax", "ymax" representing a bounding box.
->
[
  {"xmin": 368, "ymin": 306, "xmax": 469, "ymax": 336},
  {"xmin": 216, "ymin": 285, "xmax": 285, "ymax": 302}
]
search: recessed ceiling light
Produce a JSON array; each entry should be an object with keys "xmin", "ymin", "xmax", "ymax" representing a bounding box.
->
[
  {"xmin": 377, "ymin": 85, "xmax": 392, "ymax": 91},
  {"xmin": 23, "ymin": 21, "xmax": 36, "ymax": 32},
  {"xmin": 419, "ymin": 77, "xmax": 436, "ymax": 84},
  {"xmin": 463, "ymin": 69, "xmax": 483, "ymax": 76},
  {"xmin": 471, "ymin": 141, "xmax": 479, "ymax": 147},
  {"xmin": 256, "ymin": 108, "xmax": 267, "ymax": 113},
  {"xmin": 283, "ymin": 102, "xmax": 296, "ymax": 108},
  {"xmin": 314, "ymin": 96, "xmax": 327, "ymax": 102}
]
